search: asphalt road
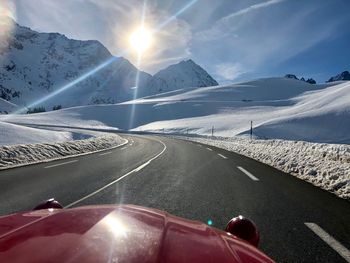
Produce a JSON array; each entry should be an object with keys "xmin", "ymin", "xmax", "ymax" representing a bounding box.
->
[{"xmin": 0, "ymin": 134, "xmax": 349, "ymax": 262}]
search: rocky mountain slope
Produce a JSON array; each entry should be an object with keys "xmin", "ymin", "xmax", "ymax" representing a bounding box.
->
[{"xmin": 327, "ymin": 71, "xmax": 350, "ymax": 82}]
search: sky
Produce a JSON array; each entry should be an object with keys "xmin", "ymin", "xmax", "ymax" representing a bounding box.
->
[{"xmin": 6, "ymin": 0, "xmax": 350, "ymax": 84}]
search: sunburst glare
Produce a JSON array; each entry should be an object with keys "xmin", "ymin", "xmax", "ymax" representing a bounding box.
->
[{"xmin": 129, "ymin": 26, "xmax": 153, "ymax": 54}]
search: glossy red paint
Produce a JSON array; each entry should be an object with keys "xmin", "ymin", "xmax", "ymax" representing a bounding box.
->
[
  {"xmin": 225, "ymin": 215, "xmax": 260, "ymax": 247},
  {"xmin": 0, "ymin": 205, "xmax": 275, "ymax": 263}
]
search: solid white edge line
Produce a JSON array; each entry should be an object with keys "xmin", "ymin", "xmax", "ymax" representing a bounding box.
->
[
  {"xmin": 44, "ymin": 160, "xmax": 78, "ymax": 169},
  {"xmin": 218, "ymin": 153, "xmax": 228, "ymax": 159},
  {"xmin": 305, "ymin": 223, "xmax": 350, "ymax": 262},
  {"xmin": 64, "ymin": 138, "xmax": 167, "ymax": 208},
  {"xmin": 237, "ymin": 166, "xmax": 259, "ymax": 181},
  {"xmin": 206, "ymin": 147, "xmax": 213, "ymax": 151},
  {"xmin": 99, "ymin": 151, "xmax": 113, "ymax": 156}
]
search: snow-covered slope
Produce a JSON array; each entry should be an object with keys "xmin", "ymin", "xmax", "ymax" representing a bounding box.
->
[
  {"xmin": 4, "ymin": 77, "xmax": 348, "ymax": 144},
  {"xmin": 0, "ymin": 98, "xmax": 19, "ymax": 113},
  {"xmin": 145, "ymin": 59, "xmax": 218, "ymax": 94}
]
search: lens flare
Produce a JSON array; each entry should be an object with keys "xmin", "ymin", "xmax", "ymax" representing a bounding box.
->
[
  {"xmin": 0, "ymin": 0, "xmax": 16, "ymax": 38},
  {"xmin": 129, "ymin": 27, "xmax": 152, "ymax": 54},
  {"xmin": 0, "ymin": 0, "xmax": 16, "ymax": 19}
]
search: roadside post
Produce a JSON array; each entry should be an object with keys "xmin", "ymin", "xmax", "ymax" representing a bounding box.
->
[{"xmin": 250, "ymin": 121, "xmax": 253, "ymax": 140}]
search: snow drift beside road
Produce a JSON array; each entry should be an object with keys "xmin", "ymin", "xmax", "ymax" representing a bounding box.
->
[
  {"xmin": 179, "ymin": 136, "xmax": 350, "ymax": 200},
  {"xmin": 0, "ymin": 133, "xmax": 126, "ymax": 170},
  {"xmin": 0, "ymin": 121, "xmax": 73, "ymax": 146}
]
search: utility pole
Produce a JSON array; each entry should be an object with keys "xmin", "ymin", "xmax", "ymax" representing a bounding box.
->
[
  {"xmin": 250, "ymin": 121, "xmax": 253, "ymax": 140},
  {"xmin": 211, "ymin": 126, "xmax": 214, "ymax": 137}
]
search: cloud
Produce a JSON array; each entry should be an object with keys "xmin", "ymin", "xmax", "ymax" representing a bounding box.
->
[
  {"xmin": 192, "ymin": 1, "xmax": 346, "ymax": 83},
  {"xmin": 197, "ymin": 0, "xmax": 288, "ymax": 41},
  {"xmin": 224, "ymin": 0, "xmax": 286, "ymax": 20},
  {"xmin": 215, "ymin": 63, "xmax": 246, "ymax": 81}
]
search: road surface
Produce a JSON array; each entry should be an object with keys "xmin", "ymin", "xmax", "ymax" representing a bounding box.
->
[{"xmin": 0, "ymin": 134, "xmax": 349, "ymax": 262}]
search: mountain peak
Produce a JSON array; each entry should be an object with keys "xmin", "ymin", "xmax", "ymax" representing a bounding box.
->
[
  {"xmin": 144, "ymin": 59, "xmax": 218, "ymax": 94},
  {"xmin": 180, "ymin": 59, "xmax": 195, "ymax": 65},
  {"xmin": 327, "ymin": 71, "xmax": 350, "ymax": 82}
]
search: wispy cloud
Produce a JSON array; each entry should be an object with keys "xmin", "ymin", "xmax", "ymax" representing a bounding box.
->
[
  {"xmin": 193, "ymin": 1, "xmax": 347, "ymax": 83},
  {"xmin": 225, "ymin": 0, "xmax": 287, "ymax": 20},
  {"xmin": 197, "ymin": 0, "xmax": 288, "ymax": 41},
  {"xmin": 215, "ymin": 63, "xmax": 246, "ymax": 82}
]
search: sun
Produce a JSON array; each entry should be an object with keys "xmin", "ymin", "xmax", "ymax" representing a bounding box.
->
[{"xmin": 129, "ymin": 27, "xmax": 153, "ymax": 54}]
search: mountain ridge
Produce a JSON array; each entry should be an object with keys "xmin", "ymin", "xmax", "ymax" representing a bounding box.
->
[{"xmin": 0, "ymin": 18, "xmax": 217, "ymax": 112}]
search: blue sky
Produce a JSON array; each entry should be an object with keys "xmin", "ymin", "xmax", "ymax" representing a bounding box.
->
[{"xmin": 10, "ymin": 0, "xmax": 350, "ymax": 84}]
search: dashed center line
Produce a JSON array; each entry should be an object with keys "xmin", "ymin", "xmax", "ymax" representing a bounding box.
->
[
  {"xmin": 305, "ymin": 222, "xmax": 350, "ymax": 262},
  {"xmin": 218, "ymin": 153, "xmax": 228, "ymax": 159},
  {"xmin": 99, "ymin": 151, "xmax": 113, "ymax": 156},
  {"xmin": 237, "ymin": 166, "xmax": 259, "ymax": 181},
  {"xmin": 44, "ymin": 160, "xmax": 78, "ymax": 169},
  {"xmin": 206, "ymin": 147, "xmax": 213, "ymax": 151},
  {"xmin": 64, "ymin": 138, "xmax": 167, "ymax": 208}
]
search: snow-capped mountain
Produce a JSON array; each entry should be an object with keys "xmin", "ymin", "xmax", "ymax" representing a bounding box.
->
[
  {"xmin": 0, "ymin": 18, "xmax": 217, "ymax": 112},
  {"xmin": 0, "ymin": 18, "xmax": 152, "ymax": 110},
  {"xmin": 146, "ymin": 59, "xmax": 218, "ymax": 94},
  {"xmin": 327, "ymin": 71, "xmax": 350, "ymax": 82}
]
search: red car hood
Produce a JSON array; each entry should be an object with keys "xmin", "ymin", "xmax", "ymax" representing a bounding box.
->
[{"xmin": 0, "ymin": 205, "xmax": 274, "ymax": 263}]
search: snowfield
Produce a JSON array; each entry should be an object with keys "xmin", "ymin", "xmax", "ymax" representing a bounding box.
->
[
  {"xmin": 2, "ymin": 77, "xmax": 348, "ymax": 144},
  {"xmin": 0, "ymin": 132, "xmax": 126, "ymax": 170},
  {"xmin": 178, "ymin": 136, "xmax": 350, "ymax": 200}
]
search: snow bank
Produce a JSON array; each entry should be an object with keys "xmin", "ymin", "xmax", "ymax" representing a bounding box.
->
[
  {"xmin": 0, "ymin": 121, "xmax": 74, "ymax": 146},
  {"xmin": 178, "ymin": 136, "xmax": 350, "ymax": 200},
  {"xmin": 0, "ymin": 133, "xmax": 126, "ymax": 170}
]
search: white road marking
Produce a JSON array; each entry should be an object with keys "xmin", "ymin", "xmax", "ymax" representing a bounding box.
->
[
  {"xmin": 44, "ymin": 160, "xmax": 78, "ymax": 169},
  {"xmin": 120, "ymin": 146, "xmax": 128, "ymax": 150},
  {"xmin": 206, "ymin": 147, "xmax": 213, "ymax": 151},
  {"xmin": 237, "ymin": 166, "xmax": 259, "ymax": 181},
  {"xmin": 99, "ymin": 151, "xmax": 113, "ymax": 156},
  {"xmin": 218, "ymin": 153, "xmax": 228, "ymax": 159},
  {"xmin": 64, "ymin": 139, "xmax": 167, "ymax": 208},
  {"xmin": 305, "ymin": 223, "xmax": 350, "ymax": 262}
]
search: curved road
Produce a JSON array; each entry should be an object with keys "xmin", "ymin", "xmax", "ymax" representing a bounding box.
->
[{"xmin": 0, "ymin": 134, "xmax": 349, "ymax": 262}]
